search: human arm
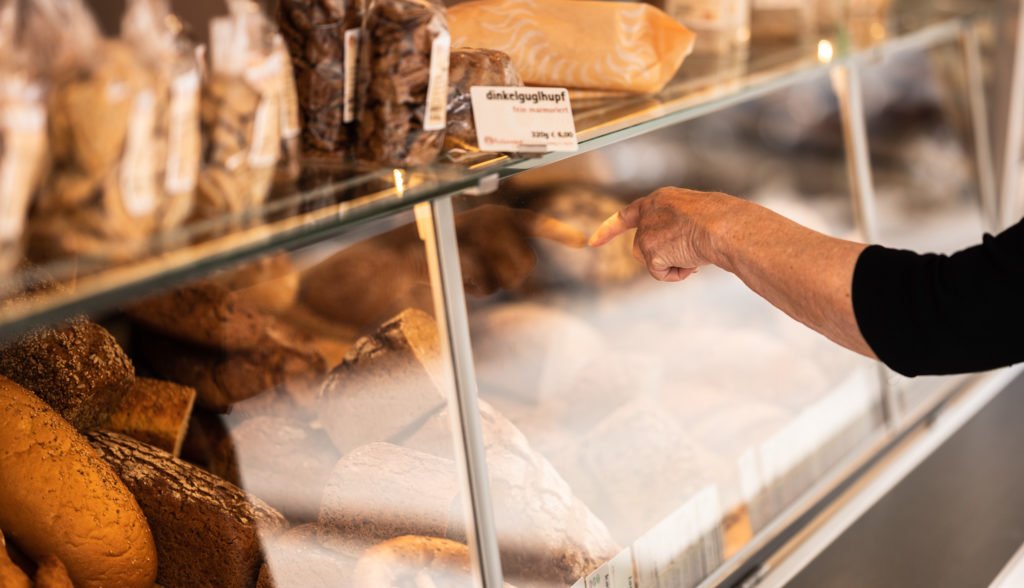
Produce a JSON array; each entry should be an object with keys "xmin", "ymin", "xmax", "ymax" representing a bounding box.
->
[{"xmin": 588, "ymin": 187, "xmax": 876, "ymax": 357}]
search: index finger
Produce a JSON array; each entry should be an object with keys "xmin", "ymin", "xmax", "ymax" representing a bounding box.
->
[{"xmin": 588, "ymin": 200, "xmax": 642, "ymax": 247}]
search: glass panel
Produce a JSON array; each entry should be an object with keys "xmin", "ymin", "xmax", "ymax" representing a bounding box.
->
[
  {"xmin": 0, "ymin": 1, "xmax": 1001, "ymax": 337},
  {"xmin": 861, "ymin": 47, "xmax": 988, "ymax": 417},
  {"xmin": 455, "ymin": 89, "xmax": 886, "ymax": 587},
  {"xmin": 0, "ymin": 211, "xmax": 478, "ymax": 587}
]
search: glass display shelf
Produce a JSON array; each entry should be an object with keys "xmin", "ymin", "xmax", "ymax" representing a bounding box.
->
[{"xmin": 0, "ymin": 0, "xmax": 1001, "ymax": 339}]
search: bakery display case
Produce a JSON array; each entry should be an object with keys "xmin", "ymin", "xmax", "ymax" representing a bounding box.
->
[{"xmin": 0, "ymin": 0, "xmax": 1021, "ymax": 587}]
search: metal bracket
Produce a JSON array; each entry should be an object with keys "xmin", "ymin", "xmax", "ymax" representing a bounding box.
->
[{"xmin": 415, "ymin": 198, "xmax": 505, "ymax": 588}]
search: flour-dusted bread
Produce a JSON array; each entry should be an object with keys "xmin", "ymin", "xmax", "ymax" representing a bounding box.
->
[
  {"xmin": 318, "ymin": 443, "xmax": 460, "ymax": 558},
  {"xmin": 225, "ymin": 417, "xmax": 340, "ymax": 522},
  {"xmin": 257, "ymin": 524, "xmax": 356, "ymax": 588},
  {"xmin": 320, "ymin": 308, "xmax": 447, "ymax": 455},
  {"xmin": 0, "ymin": 378, "xmax": 157, "ymax": 588},
  {"xmin": 88, "ymin": 431, "xmax": 288, "ymax": 588},
  {"xmin": 318, "ymin": 441, "xmax": 618, "ymax": 586},
  {"xmin": 104, "ymin": 377, "xmax": 196, "ymax": 457},
  {"xmin": 0, "ymin": 318, "xmax": 134, "ymax": 430},
  {"xmin": 0, "ymin": 530, "xmax": 30, "ymax": 588}
]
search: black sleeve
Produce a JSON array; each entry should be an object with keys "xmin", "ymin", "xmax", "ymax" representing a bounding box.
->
[{"xmin": 851, "ymin": 218, "xmax": 1024, "ymax": 377}]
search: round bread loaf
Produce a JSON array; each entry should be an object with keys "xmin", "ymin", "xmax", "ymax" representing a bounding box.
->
[{"xmin": 0, "ymin": 376, "xmax": 157, "ymax": 588}]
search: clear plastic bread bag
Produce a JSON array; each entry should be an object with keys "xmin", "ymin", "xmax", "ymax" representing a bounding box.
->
[
  {"xmin": 197, "ymin": 1, "xmax": 282, "ymax": 218},
  {"xmin": 277, "ymin": 0, "xmax": 364, "ymax": 160},
  {"xmin": 122, "ymin": 0, "xmax": 202, "ymax": 231},
  {"xmin": 445, "ymin": 48, "xmax": 522, "ymax": 161},
  {"xmin": 356, "ymin": 0, "xmax": 451, "ymax": 167},
  {"xmin": 0, "ymin": 0, "xmax": 47, "ymax": 274},
  {"xmin": 26, "ymin": 0, "xmax": 160, "ymax": 261}
]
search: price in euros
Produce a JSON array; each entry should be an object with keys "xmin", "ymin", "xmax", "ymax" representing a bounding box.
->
[{"xmin": 532, "ymin": 130, "xmax": 575, "ymax": 140}]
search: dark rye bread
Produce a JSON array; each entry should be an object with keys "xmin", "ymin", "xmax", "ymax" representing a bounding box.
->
[
  {"xmin": 0, "ymin": 318, "xmax": 134, "ymax": 430},
  {"xmin": 126, "ymin": 282, "xmax": 270, "ymax": 352},
  {"xmin": 104, "ymin": 378, "xmax": 197, "ymax": 457},
  {"xmin": 320, "ymin": 308, "xmax": 446, "ymax": 455},
  {"xmin": 88, "ymin": 432, "xmax": 288, "ymax": 588},
  {"xmin": 257, "ymin": 524, "xmax": 356, "ymax": 588}
]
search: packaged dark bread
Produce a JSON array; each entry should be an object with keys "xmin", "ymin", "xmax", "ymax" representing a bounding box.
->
[
  {"xmin": 356, "ymin": 0, "xmax": 451, "ymax": 166},
  {"xmin": 0, "ymin": 318, "xmax": 135, "ymax": 430},
  {"xmin": 89, "ymin": 431, "xmax": 288, "ymax": 588},
  {"xmin": 103, "ymin": 377, "xmax": 197, "ymax": 457},
  {"xmin": 0, "ymin": 377, "xmax": 158, "ymax": 588},
  {"xmin": 445, "ymin": 48, "xmax": 522, "ymax": 155},
  {"xmin": 277, "ymin": 0, "xmax": 364, "ymax": 159}
]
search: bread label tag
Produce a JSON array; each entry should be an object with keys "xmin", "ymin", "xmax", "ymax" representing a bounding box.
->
[
  {"xmin": 0, "ymin": 98, "xmax": 45, "ymax": 240},
  {"xmin": 276, "ymin": 39, "xmax": 302, "ymax": 140},
  {"xmin": 248, "ymin": 54, "xmax": 285, "ymax": 167},
  {"xmin": 423, "ymin": 30, "xmax": 450, "ymax": 131},
  {"xmin": 165, "ymin": 70, "xmax": 201, "ymax": 195},
  {"xmin": 343, "ymin": 27, "xmax": 360, "ymax": 124},
  {"xmin": 470, "ymin": 86, "xmax": 578, "ymax": 153},
  {"xmin": 120, "ymin": 90, "xmax": 160, "ymax": 217}
]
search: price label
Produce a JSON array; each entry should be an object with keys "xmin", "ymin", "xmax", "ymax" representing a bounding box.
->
[{"xmin": 470, "ymin": 86, "xmax": 578, "ymax": 153}]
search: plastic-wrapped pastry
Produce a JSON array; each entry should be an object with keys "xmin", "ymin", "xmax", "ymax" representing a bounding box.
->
[
  {"xmin": 27, "ymin": 0, "xmax": 160, "ymax": 261},
  {"xmin": 196, "ymin": 1, "xmax": 282, "ymax": 218},
  {"xmin": 0, "ymin": 0, "xmax": 46, "ymax": 274},
  {"xmin": 445, "ymin": 48, "xmax": 522, "ymax": 155},
  {"xmin": 356, "ymin": 0, "xmax": 451, "ymax": 166},
  {"xmin": 122, "ymin": 0, "xmax": 201, "ymax": 230},
  {"xmin": 277, "ymin": 0, "xmax": 364, "ymax": 159}
]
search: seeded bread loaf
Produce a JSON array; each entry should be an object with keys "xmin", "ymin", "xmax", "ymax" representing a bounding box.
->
[
  {"xmin": 104, "ymin": 377, "xmax": 196, "ymax": 456},
  {"xmin": 0, "ymin": 318, "xmax": 135, "ymax": 429},
  {"xmin": 0, "ymin": 378, "xmax": 157, "ymax": 588},
  {"xmin": 89, "ymin": 431, "xmax": 288, "ymax": 588}
]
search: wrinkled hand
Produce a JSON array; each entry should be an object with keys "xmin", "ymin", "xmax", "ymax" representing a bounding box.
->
[{"xmin": 589, "ymin": 188, "xmax": 738, "ymax": 282}]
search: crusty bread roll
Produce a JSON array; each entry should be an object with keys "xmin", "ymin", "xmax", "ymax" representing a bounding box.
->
[
  {"xmin": 88, "ymin": 431, "xmax": 288, "ymax": 588},
  {"xmin": 0, "ymin": 530, "xmax": 30, "ymax": 588},
  {"xmin": 104, "ymin": 377, "xmax": 197, "ymax": 457},
  {"xmin": 257, "ymin": 524, "xmax": 356, "ymax": 588},
  {"xmin": 0, "ymin": 318, "xmax": 135, "ymax": 430},
  {"xmin": 33, "ymin": 555, "xmax": 74, "ymax": 588},
  {"xmin": 0, "ymin": 377, "xmax": 157, "ymax": 588},
  {"xmin": 353, "ymin": 536, "xmax": 473, "ymax": 588},
  {"xmin": 320, "ymin": 308, "xmax": 446, "ymax": 455}
]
